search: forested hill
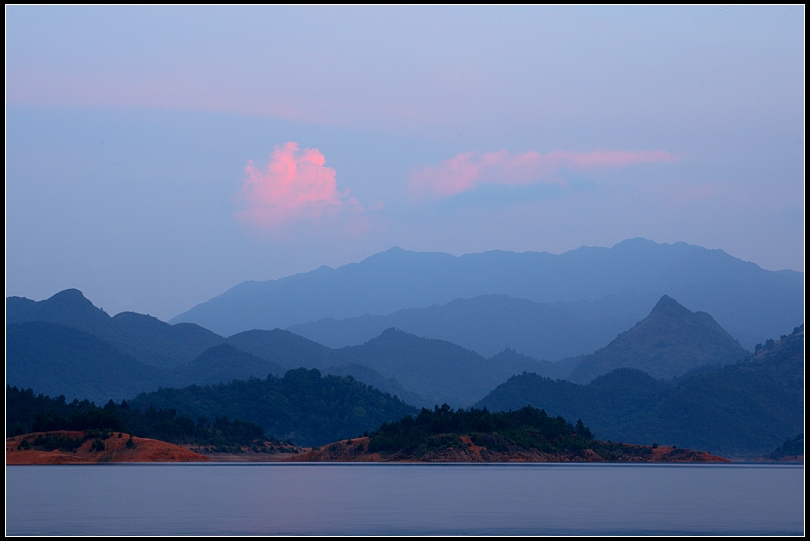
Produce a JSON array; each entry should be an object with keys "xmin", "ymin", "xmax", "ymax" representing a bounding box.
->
[
  {"xmin": 477, "ymin": 326, "xmax": 804, "ymax": 457},
  {"xmin": 293, "ymin": 405, "xmax": 727, "ymax": 463},
  {"xmin": 129, "ymin": 368, "xmax": 419, "ymax": 447},
  {"xmin": 6, "ymin": 386, "xmax": 269, "ymax": 451}
]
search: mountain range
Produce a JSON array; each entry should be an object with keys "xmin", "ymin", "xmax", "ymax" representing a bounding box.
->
[
  {"xmin": 5, "ymin": 238, "xmax": 803, "ymax": 456},
  {"xmin": 171, "ymin": 238, "xmax": 802, "ymax": 351},
  {"xmin": 7, "ymin": 289, "xmax": 222, "ymax": 370},
  {"xmin": 477, "ymin": 327, "xmax": 804, "ymax": 457},
  {"xmin": 288, "ymin": 294, "xmax": 634, "ymax": 362},
  {"xmin": 7, "ymin": 289, "xmax": 550, "ymax": 405},
  {"xmin": 6, "ymin": 286, "xmax": 764, "ymax": 410}
]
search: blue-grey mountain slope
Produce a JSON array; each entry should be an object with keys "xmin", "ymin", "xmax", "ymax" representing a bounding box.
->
[
  {"xmin": 567, "ymin": 295, "xmax": 749, "ymax": 383},
  {"xmin": 6, "ymin": 322, "xmax": 285, "ymax": 403},
  {"xmin": 224, "ymin": 329, "xmax": 332, "ymax": 370},
  {"xmin": 288, "ymin": 294, "xmax": 633, "ymax": 361},
  {"xmin": 7, "ymin": 290, "xmax": 549, "ymax": 407},
  {"xmin": 171, "ymin": 238, "xmax": 803, "ymax": 350},
  {"xmin": 327, "ymin": 328, "xmax": 549, "ymax": 407},
  {"xmin": 6, "ymin": 321, "xmax": 166, "ymax": 403},
  {"xmin": 477, "ymin": 327, "xmax": 804, "ymax": 457},
  {"xmin": 7, "ymin": 289, "xmax": 223, "ymax": 369},
  {"xmin": 170, "ymin": 343, "xmax": 285, "ymax": 387}
]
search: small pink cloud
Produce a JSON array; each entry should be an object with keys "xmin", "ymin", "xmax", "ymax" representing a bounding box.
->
[
  {"xmin": 235, "ymin": 142, "xmax": 369, "ymax": 229},
  {"xmin": 410, "ymin": 149, "xmax": 676, "ymax": 199}
]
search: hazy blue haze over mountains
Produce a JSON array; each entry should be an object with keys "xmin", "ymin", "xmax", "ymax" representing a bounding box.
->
[
  {"xmin": 288, "ymin": 295, "xmax": 634, "ymax": 362},
  {"xmin": 328, "ymin": 328, "xmax": 545, "ymax": 407},
  {"xmin": 6, "ymin": 289, "xmax": 551, "ymax": 406},
  {"xmin": 5, "ymin": 321, "xmax": 287, "ymax": 403},
  {"xmin": 170, "ymin": 238, "xmax": 803, "ymax": 350},
  {"xmin": 170, "ymin": 343, "xmax": 285, "ymax": 387},
  {"xmin": 224, "ymin": 329, "xmax": 332, "ymax": 370},
  {"xmin": 6, "ymin": 259, "xmax": 801, "ymax": 411},
  {"xmin": 222, "ymin": 330, "xmax": 430, "ymax": 404}
]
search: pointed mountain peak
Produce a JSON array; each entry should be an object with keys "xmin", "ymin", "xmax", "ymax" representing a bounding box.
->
[
  {"xmin": 377, "ymin": 327, "xmax": 410, "ymax": 340},
  {"xmin": 636, "ymin": 295, "xmax": 729, "ymax": 340},
  {"xmin": 568, "ymin": 296, "xmax": 748, "ymax": 383},
  {"xmin": 650, "ymin": 294, "xmax": 688, "ymax": 315},
  {"xmin": 43, "ymin": 288, "xmax": 111, "ymax": 320},
  {"xmin": 48, "ymin": 288, "xmax": 94, "ymax": 305},
  {"xmin": 4, "ymin": 288, "xmax": 116, "ymax": 340}
]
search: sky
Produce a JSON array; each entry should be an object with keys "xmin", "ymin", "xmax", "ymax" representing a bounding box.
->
[{"xmin": 5, "ymin": 6, "xmax": 805, "ymax": 321}]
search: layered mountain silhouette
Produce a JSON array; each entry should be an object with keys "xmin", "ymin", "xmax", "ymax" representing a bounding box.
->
[
  {"xmin": 567, "ymin": 295, "xmax": 749, "ymax": 383},
  {"xmin": 171, "ymin": 238, "xmax": 803, "ymax": 349},
  {"xmin": 171, "ymin": 343, "xmax": 285, "ymax": 387},
  {"xmin": 6, "ymin": 284, "xmax": 803, "ymax": 456},
  {"xmin": 6, "ymin": 291, "xmax": 295, "ymax": 402},
  {"xmin": 6, "ymin": 290, "xmax": 551, "ymax": 406},
  {"xmin": 5, "ymin": 287, "xmax": 767, "ymax": 409},
  {"xmin": 323, "ymin": 363, "xmax": 427, "ymax": 407},
  {"xmin": 6, "ymin": 321, "xmax": 165, "ymax": 402},
  {"xmin": 477, "ymin": 327, "xmax": 804, "ymax": 457},
  {"xmin": 225, "ymin": 329, "xmax": 332, "ymax": 371},
  {"xmin": 289, "ymin": 294, "xmax": 634, "ymax": 361},
  {"xmin": 329, "ymin": 328, "xmax": 542, "ymax": 407},
  {"xmin": 7, "ymin": 289, "xmax": 222, "ymax": 370}
]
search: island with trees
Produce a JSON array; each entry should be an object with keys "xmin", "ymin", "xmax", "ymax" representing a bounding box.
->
[{"xmin": 291, "ymin": 405, "xmax": 728, "ymax": 463}]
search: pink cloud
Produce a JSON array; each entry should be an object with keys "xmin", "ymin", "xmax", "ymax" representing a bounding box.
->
[
  {"xmin": 410, "ymin": 149, "xmax": 676, "ymax": 199},
  {"xmin": 235, "ymin": 142, "xmax": 367, "ymax": 229}
]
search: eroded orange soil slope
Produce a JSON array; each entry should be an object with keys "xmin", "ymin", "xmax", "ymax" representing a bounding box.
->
[{"xmin": 6, "ymin": 431, "xmax": 210, "ymax": 464}]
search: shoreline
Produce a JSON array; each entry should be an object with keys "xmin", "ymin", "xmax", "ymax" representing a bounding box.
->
[{"xmin": 9, "ymin": 432, "xmax": 800, "ymax": 465}]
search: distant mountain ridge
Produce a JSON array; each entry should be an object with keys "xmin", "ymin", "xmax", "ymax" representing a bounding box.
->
[
  {"xmin": 477, "ymin": 327, "xmax": 805, "ymax": 457},
  {"xmin": 288, "ymin": 294, "xmax": 634, "ymax": 361},
  {"xmin": 7, "ymin": 288, "xmax": 771, "ymax": 409},
  {"xmin": 567, "ymin": 295, "xmax": 749, "ymax": 383},
  {"xmin": 6, "ymin": 290, "xmax": 554, "ymax": 406},
  {"xmin": 7, "ymin": 289, "xmax": 222, "ymax": 370},
  {"xmin": 170, "ymin": 238, "xmax": 803, "ymax": 349},
  {"xmin": 6, "ymin": 321, "xmax": 166, "ymax": 403},
  {"xmin": 329, "ymin": 328, "xmax": 540, "ymax": 407},
  {"xmin": 7, "ymin": 287, "xmax": 800, "ymax": 457}
]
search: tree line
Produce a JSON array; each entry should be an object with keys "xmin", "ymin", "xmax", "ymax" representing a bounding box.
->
[{"xmin": 7, "ymin": 386, "xmax": 270, "ymax": 450}]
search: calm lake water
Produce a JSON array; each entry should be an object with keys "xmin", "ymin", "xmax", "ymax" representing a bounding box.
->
[{"xmin": 6, "ymin": 463, "xmax": 804, "ymax": 535}]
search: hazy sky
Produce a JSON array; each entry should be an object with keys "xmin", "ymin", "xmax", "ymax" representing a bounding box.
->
[{"xmin": 6, "ymin": 6, "xmax": 804, "ymax": 320}]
